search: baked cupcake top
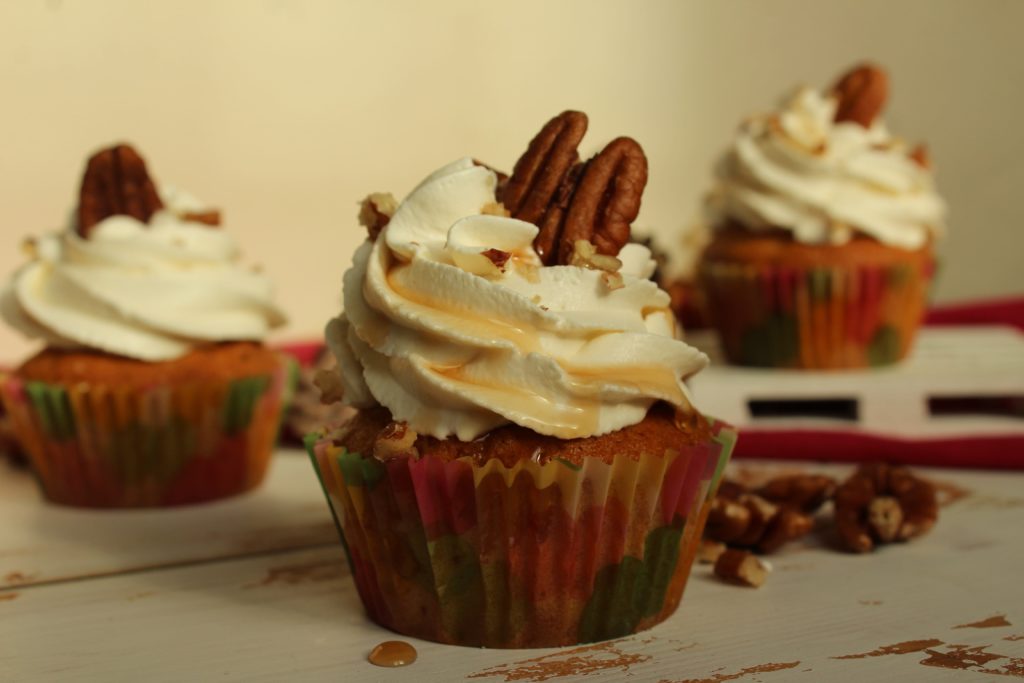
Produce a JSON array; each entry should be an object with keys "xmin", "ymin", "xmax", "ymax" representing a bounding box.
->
[
  {"xmin": 706, "ymin": 64, "xmax": 946, "ymax": 250},
  {"xmin": 1, "ymin": 144, "xmax": 287, "ymax": 361},
  {"xmin": 327, "ymin": 112, "xmax": 709, "ymax": 441}
]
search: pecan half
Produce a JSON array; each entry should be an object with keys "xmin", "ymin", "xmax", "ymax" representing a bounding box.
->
[
  {"xmin": 77, "ymin": 144, "xmax": 164, "ymax": 237},
  {"xmin": 834, "ymin": 463, "xmax": 938, "ymax": 553},
  {"xmin": 832, "ymin": 63, "xmax": 889, "ymax": 127},
  {"xmin": 504, "ymin": 110, "xmax": 588, "ymax": 263},
  {"xmin": 556, "ymin": 137, "xmax": 647, "ymax": 265}
]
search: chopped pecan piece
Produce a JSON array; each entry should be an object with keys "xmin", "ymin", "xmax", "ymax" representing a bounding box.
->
[
  {"xmin": 909, "ymin": 144, "xmax": 931, "ymax": 169},
  {"xmin": 832, "ymin": 63, "xmax": 889, "ymax": 127},
  {"xmin": 757, "ymin": 474, "xmax": 837, "ymax": 514},
  {"xmin": 181, "ymin": 210, "xmax": 222, "ymax": 227},
  {"xmin": 480, "ymin": 202, "xmax": 510, "ymax": 218},
  {"xmin": 77, "ymin": 144, "xmax": 164, "ymax": 237},
  {"xmin": 313, "ymin": 368, "xmax": 345, "ymax": 405},
  {"xmin": 373, "ymin": 421, "xmax": 418, "ymax": 460},
  {"xmin": 358, "ymin": 192, "xmax": 398, "ymax": 241},
  {"xmin": 714, "ymin": 549, "xmax": 768, "ymax": 588},
  {"xmin": 705, "ymin": 478, "xmax": 817, "ymax": 554},
  {"xmin": 697, "ymin": 539, "xmax": 727, "ymax": 564},
  {"xmin": 834, "ymin": 463, "xmax": 938, "ymax": 553},
  {"xmin": 481, "ymin": 248, "xmax": 511, "ymax": 272}
]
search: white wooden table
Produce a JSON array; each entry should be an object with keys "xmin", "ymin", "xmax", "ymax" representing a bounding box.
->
[{"xmin": 2, "ymin": 451, "xmax": 1022, "ymax": 682}]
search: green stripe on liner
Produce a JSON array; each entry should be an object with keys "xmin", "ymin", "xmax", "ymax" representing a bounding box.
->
[
  {"xmin": 25, "ymin": 382, "xmax": 75, "ymax": 441},
  {"xmin": 577, "ymin": 519, "xmax": 685, "ymax": 643},
  {"xmin": 303, "ymin": 435, "xmax": 353, "ymax": 567},
  {"xmin": 223, "ymin": 376, "xmax": 270, "ymax": 434},
  {"xmin": 555, "ymin": 457, "xmax": 582, "ymax": 471},
  {"xmin": 809, "ymin": 268, "xmax": 831, "ymax": 302},
  {"xmin": 336, "ymin": 449, "xmax": 386, "ymax": 490},
  {"xmin": 708, "ymin": 420, "xmax": 738, "ymax": 493},
  {"xmin": 867, "ymin": 325, "xmax": 901, "ymax": 367}
]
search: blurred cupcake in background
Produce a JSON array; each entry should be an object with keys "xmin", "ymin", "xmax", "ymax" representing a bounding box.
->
[
  {"xmin": 652, "ymin": 221, "xmax": 712, "ymax": 331},
  {"xmin": 699, "ymin": 63, "xmax": 946, "ymax": 369},
  {"xmin": 0, "ymin": 144, "xmax": 290, "ymax": 507}
]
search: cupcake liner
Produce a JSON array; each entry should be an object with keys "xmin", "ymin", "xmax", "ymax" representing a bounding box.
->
[
  {"xmin": 0, "ymin": 357, "xmax": 292, "ymax": 507},
  {"xmin": 701, "ymin": 260, "xmax": 933, "ymax": 369},
  {"xmin": 307, "ymin": 420, "xmax": 736, "ymax": 648}
]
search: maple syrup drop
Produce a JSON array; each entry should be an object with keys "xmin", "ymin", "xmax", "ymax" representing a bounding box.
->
[{"xmin": 368, "ymin": 640, "xmax": 417, "ymax": 667}]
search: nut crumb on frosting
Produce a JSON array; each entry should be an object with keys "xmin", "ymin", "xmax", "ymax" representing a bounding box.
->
[
  {"xmin": 569, "ymin": 239, "xmax": 623, "ymax": 273},
  {"xmin": 480, "ymin": 201, "xmax": 510, "ymax": 217},
  {"xmin": 358, "ymin": 192, "xmax": 399, "ymax": 241},
  {"xmin": 481, "ymin": 248, "xmax": 511, "ymax": 272},
  {"xmin": 313, "ymin": 368, "xmax": 345, "ymax": 405}
]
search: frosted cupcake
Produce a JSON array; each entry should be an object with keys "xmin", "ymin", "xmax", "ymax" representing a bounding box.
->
[
  {"xmin": 307, "ymin": 111, "xmax": 737, "ymax": 648},
  {"xmin": 1, "ymin": 144, "xmax": 289, "ymax": 507},
  {"xmin": 700, "ymin": 63, "xmax": 946, "ymax": 368}
]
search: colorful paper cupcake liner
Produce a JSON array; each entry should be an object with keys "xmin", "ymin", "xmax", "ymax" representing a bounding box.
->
[
  {"xmin": 701, "ymin": 260, "xmax": 933, "ymax": 369},
  {"xmin": 0, "ymin": 357, "xmax": 293, "ymax": 508},
  {"xmin": 307, "ymin": 420, "xmax": 737, "ymax": 648}
]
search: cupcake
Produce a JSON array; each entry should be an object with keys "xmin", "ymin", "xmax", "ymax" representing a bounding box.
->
[
  {"xmin": 0, "ymin": 144, "xmax": 289, "ymax": 507},
  {"xmin": 307, "ymin": 111, "xmax": 737, "ymax": 648},
  {"xmin": 699, "ymin": 63, "xmax": 946, "ymax": 369}
]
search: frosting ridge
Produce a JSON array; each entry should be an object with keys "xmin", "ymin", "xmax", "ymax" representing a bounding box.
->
[
  {"xmin": 327, "ymin": 158, "xmax": 708, "ymax": 441},
  {"xmin": 707, "ymin": 86, "xmax": 946, "ymax": 249}
]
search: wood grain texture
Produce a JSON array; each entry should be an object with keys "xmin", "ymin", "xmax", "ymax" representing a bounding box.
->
[
  {"xmin": 2, "ymin": 460, "xmax": 1023, "ymax": 681},
  {"xmin": 0, "ymin": 452, "xmax": 337, "ymax": 589}
]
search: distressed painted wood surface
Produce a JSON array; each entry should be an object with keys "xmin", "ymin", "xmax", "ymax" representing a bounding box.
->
[
  {"xmin": 0, "ymin": 453, "xmax": 336, "ymax": 589},
  {"xmin": 2, "ymin": 458, "xmax": 1023, "ymax": 682}
]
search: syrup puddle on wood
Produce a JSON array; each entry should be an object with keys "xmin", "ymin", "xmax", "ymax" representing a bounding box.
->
[{"xmin": 369, "ymin": 640, "xmax": 417, "ymax": 667}]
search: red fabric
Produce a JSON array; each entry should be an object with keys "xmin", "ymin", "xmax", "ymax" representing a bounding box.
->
[
  {"xmin": 926, "ymin": 295, "xmax": 1024, "ymax": 332},
  {"xmin": 276, "ymin": 340, "xmax": 322, "ymax": 367},
  {"xmin": 733, "ymin": 429, "xmax": 1024, "ymax": 469}
]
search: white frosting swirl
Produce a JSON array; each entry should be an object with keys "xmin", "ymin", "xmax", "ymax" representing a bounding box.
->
[
  {"xmin": 707, "ymin": 87, "xmax": 946, "ymax": 249},
  {"xmin": 2, "ymin": 187, "xmax": 287, "ymax": 361},
  {"xmin": 327, "ymin": 157, "xmax": 708, "ymax": 441}
]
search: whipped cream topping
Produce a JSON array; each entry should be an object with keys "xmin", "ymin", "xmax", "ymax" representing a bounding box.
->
[
  {"xmin": 2, "ymin": 188, "xmax": 287, "ymax": 361},
  {"xmin": 327, "ymin": 157, "xmax": 708, "ymax": 441},
  {"xmin": 707, "ymin": 87, "xmax": 946, "ymax": 249}
]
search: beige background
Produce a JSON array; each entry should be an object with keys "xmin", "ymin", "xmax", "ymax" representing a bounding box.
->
[{"xmin": 1, "ymin": 0, "xmax": 1021, "ymax": 360}]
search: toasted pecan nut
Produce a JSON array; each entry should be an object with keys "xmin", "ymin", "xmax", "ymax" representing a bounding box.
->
[
  {"xmin": 757, "ymin": 474, "xmax": 837, "ymax": 514},
  {"xmin": 705, "ymin": 480, "xmax": 816, "ymax": 554},
  {"xmin": 834, "ymin": 463, "xmax": 938, "ymax": 553},
  {"xmin": 556, "ymin": 136, "xmax": 647, "ymax": 264},
  {"xmin": 532, "ymin": 160, "xmax": 585, "ymax": 265},
  {"xmin": 182, "ymin": 210, "xmax": 222, "ymax": 227},
  {"xmin": 714, "ymin": 549, "xmax": 767, "ymax": 588},
  {"xmin": 358, "ymin": 192, "xmax": 398, "ymax": 241},
  {"xmin": 505, "ymin": 110, "xmax": 587, "ymax": 224},
  {"xmin": 504, "ymin": 111, "xmax": 588, "ymax": 264},
  {"xmin": 758, "ymin": 507, "xmax": 815, "ymax": 554},
  {"xmin": 77, "ymin": 144, "xmax": 164, "ymax": 237},
  {"xmin": 909, "ymin": 144, "xmax": 931, "ymax": 169},
  {"xmin": 832, "ymin": 63, "xmax": 889, "ymax": 127}
]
